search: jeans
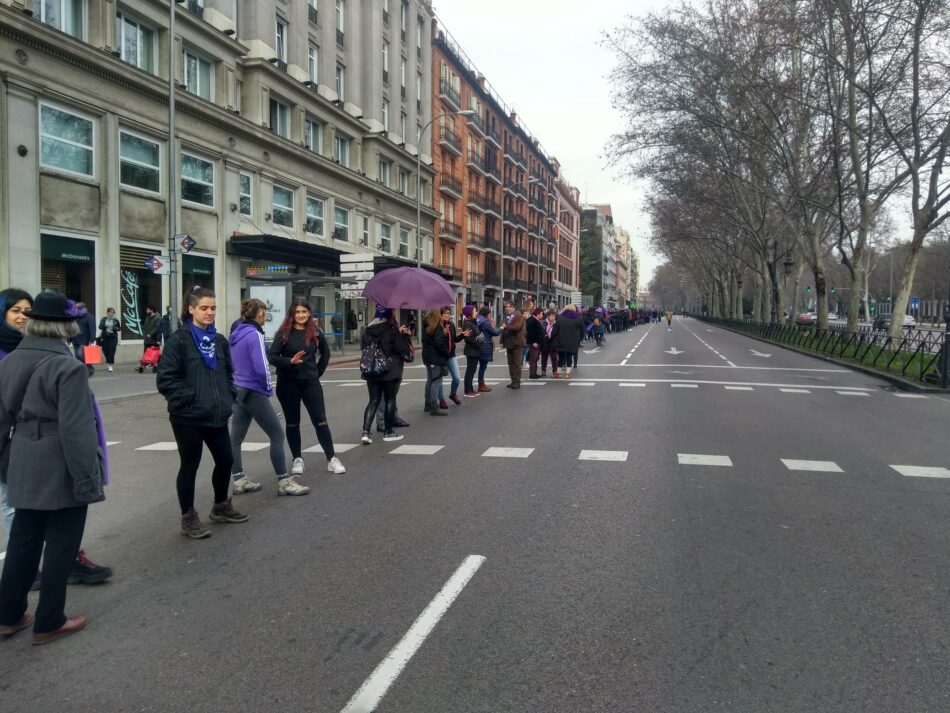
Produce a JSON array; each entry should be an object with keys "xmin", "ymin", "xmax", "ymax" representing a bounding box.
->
[
  {"xmin": 464, "ymin": 356, "xmax": 479, "ymax": 392},
  {"xmin": 425, "ymin": 364, "xmax": 444, "ymax": 407},
  {"xmin": 364, "ymin": 380, "xmax": 400, "ymax": 433},
  {"xmin": 275, "ymin": 379, "xmax": 335, "ymax": 461},
  {"xmin": 0, "ymin": 506, "xmax": 87, "ymax": 633},
  {"xmin": 230, "ymin": 388, "xmax": 287, "ymax": 479},
  {"xmin": 0, "ymin": 481, "xmax": 13, "ymax": 538},
  {"xmin": 375, "ymin": 402, "xmax": 402, "ymax": 430},
  {"xmin": 171, "ymin": 422, "xmax": 233, "ymax": 513},
  {"xmin": 437, "ymin": 356, "xmax": 461, "ymax": 400},
  {"xmin": 478, "ymin": 359, "xmax": 490, "ymax": 383}
]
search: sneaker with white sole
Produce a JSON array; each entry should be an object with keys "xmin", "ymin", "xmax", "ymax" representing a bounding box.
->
[
  {"xmin": 361, "ymin": 432, "xmax": 372, "ymax": 445},
  {"xmin": 277, "ymin": 476, "xmax": 310, "ymax": 496},
  {"xmin": 382, "ymin": 431, "xmax": 403, "ymax": 442},
  {"xmin": 232, "ymin": 474, "xmax": 262, "ymax": 494},
  {"xmin": 291, "ymin": 457, "xmax": 304, "ymax": 475},
  {"xmin": 327, "ymin": 457, "xmax": 346, "ymax": 474}
]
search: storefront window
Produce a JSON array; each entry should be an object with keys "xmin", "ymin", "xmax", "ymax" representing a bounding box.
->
[
  {"xmin": 40, "ymin": 234, "xmax": 96, "ymax": 314},
  {"xmin": 182, "ymin": 254, "xmax": 215, "ymax": 293},
  {"xmin": 119, "ymin": 244, "xmax": 163, "ymax": 340}
]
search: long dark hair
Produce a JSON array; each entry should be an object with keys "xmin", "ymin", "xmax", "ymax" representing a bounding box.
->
[
  {"xmin": 275, "ymin": 297, "xmax": 317, "ymax": 346},
  {"xmin": 181, "ymin": 286, "xmax": 216, "ymax": 322},
  {"xmin": 0, "ymin": 288, "xmax": 32, "ymax": 319}
]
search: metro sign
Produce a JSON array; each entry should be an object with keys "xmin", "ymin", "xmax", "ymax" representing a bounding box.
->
[{"xmin": 145, "ymin": 255, "xmax": 170, "ymax": 275}]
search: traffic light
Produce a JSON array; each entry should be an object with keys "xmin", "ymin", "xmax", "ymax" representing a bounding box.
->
[
  {"xmin": 830, "ymin": 286, "xmax": 836, "ymax": 293},
  {"xmin": 869, "ymin": 305, "xmax": 876, "ymax": 314},
  {"xmin": 806, "ymin": 286, "xmax": 812, "ymax": 293}
]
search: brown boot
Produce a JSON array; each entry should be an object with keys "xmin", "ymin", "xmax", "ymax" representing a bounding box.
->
[{"xmin": 478, "ymin": 382, "xmax": 492, "ymax": 393}]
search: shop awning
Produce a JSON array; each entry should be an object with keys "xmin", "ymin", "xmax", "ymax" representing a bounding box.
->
[{"xmin": 227, "ymin": 234, "xmax": 345, "ymax": 271}]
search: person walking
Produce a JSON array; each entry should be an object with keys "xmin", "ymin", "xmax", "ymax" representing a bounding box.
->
[
  {"xmin": 159, "ymin": 305, "xmax": 173, "ymax": 342},
  {"xmin": 360, "ymin": 306, "xmax": 412, "ymax": 443},
  {"xmin": 554, "ymin": 304, "xmax": 585, "ymax": 380},
  {"xmin": 525, "ymin": 307, "xmax": 545, "ymax": 379},
  {"xmin": 475, "ymin": 306, "xmax": 499, "ymax": 392},
  {"xmin": 228, "ymin": 299, "xmax": 303, "ymax": 496},
  {"xmin": 501, "ymin": 301, "xmax": 526, "ymax": 389},
  {"xmin": 268, "ymin": 298, "xmax": 345, "ymax": 478},
  {"xmin": 143, "ymin": 305, "xmax": 162, "ymax": 354},
  {"xmin": 69, "ymin": 303, "xmax": 96, "ymax": 377},
  {"xmin": 421, "ymin": 308, "xmax": 451, "ymax": 415},
  {"xmin": 346, "ymin": 308, "xmax": 359, "ymax": 344},
  {"xmin": 330, "ymin": 311, "xmax": 344, "ymax": 353},
  {"xmin": 97, "ymin": 308, "xmax": 121, "ymax": 373},
  {"xmin": 435, "ymin": 307, "xmax": 470, "ymax": 407},
  {"xmin": 541, "ymin": 310, "xmax": 560, "ymax": 378},
  {"xmin": 157, "ymin": 287, "xmax": 247, "ymax": 539},
  {"xmin": 460, "ymin": 305, "xmax": 483, "ymax": 397},
  {"xmin": 0, "ymin": 291, "xmax": 106, "ymax": 645}
]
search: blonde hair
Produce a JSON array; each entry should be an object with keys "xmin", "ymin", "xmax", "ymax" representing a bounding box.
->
[
  {"xmin": 562, "ymin": 304, "xmax": 577, "ymax": 313},
  {"xmin": 424, "ymin": 309, "xmax": 442, "ymax": 335}
]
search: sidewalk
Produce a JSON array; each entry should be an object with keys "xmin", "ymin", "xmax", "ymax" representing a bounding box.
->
[{"xmin": 90, "ymin": 348, "xmax": 361, "ymax": 403}]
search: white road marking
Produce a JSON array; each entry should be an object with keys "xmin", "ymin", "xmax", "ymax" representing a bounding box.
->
[
  {"xmin": 569, "ymin": 382, "xmax": 595, "ymax": 387},
  {"xmin": 520, "ymin": 381, "xmax": 546, "ymax": 386},
  {"xmin": 749, "ymin": 350, "xmax": 772, "ymax": 358},
  {"xmin": 579, "ymin": 450, "xmax": 628, "ymax": 462},
  {"xmin": 780, "ymin": 388, "xmax": 810, "ymax": 394},
  {"xmin": 678, "ymin": 454, "xmax": 733, "ymax": 466},
  {"xmin": 620, "ymin": 383, "xmax": 646, "ymax": 387},
  {"xmin": 305, "ymin": 443, "xmax": 358, "ymax": 453},
  {"xmin": 482, "ymin": 447, "xmax": 535, "ymax": 458},
  {"xmin": 724, "ymin": 386, "xmax": 754, "ymax": 391},
  {"xmin": 895, "ymin": 393, "xmax": 928, "ymax": 399},
  {"xmin": 671, "ymin": 383, "xmax": 698, "ymax": 388},
  {"xmin": 726, "ymin": 361, "xmax": 737, "ymax": 367},
  {"xmin": 106, "ymin": 441, "xmax": 121, "ymax": 446},
  {"xmin": 136, "ymin": 442, "xmax": 179, "ymax": 451},
  {"xmin": 890, "ymin": 465, "xmax": 950, "ymax": 478},
  {"xmin": 835, "ymin": 390, "xmax": 868, "ymax": 396},
  {"xmin": 340, "ymin": 555, "xmax": 486, "ymax": 713},
  {"xmin": 620, "ymin": 359, "xmax": 628, "ymax": 365},
  {"xmin": 389, "ymin": 445, "xmax": 444, "ymax": 455},
  {"xmin": 781, "ymin": 459, "xmax": 843, "ymax": 472},
  {"xmin": 340, "ymin": 383, "xmax": 364, "ymax": 387},
  {"xmin": 665, "ymin": 347, "xmax": 685, "ymax": 355},
  {"xmin": 240, "ymin": 442, "xmax": 269, "ymax": 452}
]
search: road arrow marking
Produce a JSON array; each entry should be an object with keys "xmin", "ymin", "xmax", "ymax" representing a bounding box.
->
[
  {"xmin": 665, "ymin": 347, "xmax": 684, "ymax": 355},
  {"xmin": 750, "ymin": 349, "xmax": 772, "ymax": 358},
  {"xmin": 583, "ymin": 347, "xmax": 601, "ymax": 354}
]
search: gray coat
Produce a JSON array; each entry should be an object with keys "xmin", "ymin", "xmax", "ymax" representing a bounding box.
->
[{"xmin": 0, "ymin": 337, "xmax": 104, "ymax": 510}]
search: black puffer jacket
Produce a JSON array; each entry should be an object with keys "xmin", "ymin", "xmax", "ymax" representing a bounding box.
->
[
  {"xmin": 361, "ymin": 319, "xmax": 411, "ymax": 382},
  {"xmin": 156, "ymin": 324, "xmax": 235, "ymax": 427}
]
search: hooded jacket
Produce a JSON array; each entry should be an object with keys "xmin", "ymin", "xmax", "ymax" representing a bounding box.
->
[
  {"xmin": 229, "ymin": 320, "xmax": 273, "ymax": 396},
  {"xmin": 554, "ymin": 310, "xmax": 586, "ymax": 353},
  {"xmin": 361, "ymin": 318, "xmax": 411, "ymax": 382},
  {"xmin": 156, "ymin": 324, "xmax": 235, "ymax": 427}
]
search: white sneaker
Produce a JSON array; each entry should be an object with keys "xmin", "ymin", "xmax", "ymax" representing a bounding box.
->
[
  {"xmin": 291, "ymin": 457, "xmax": 304, "ymax": 475},
  {"xmin": 277, "ymin": 476, "xmax": 310, "ymax": 496},
  {"xmin": 107, "ymin": 365, "xmax": 114, "ymax": 373},
  {"xmin": 232, "ymin": 475, "xmax": 262, "ymax": 494},
  {"xmin": 382, "ymin": 432, "xmax": 404, "ymax": 442},
  {"xmin": 327, "ymin": 457, "xmax": 346, "ymax": 474},
  {"xmin": 361, "ymin": 432, "xmax": 372, "ymax": 445}
]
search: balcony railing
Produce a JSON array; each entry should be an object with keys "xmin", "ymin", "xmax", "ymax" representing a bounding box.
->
[
  {"xmin": 467, "ymin": 231, "xmax": 487, "ymax": 249},
  {"xmin": 511, "ymin": 215, "xmax": 528, "ymax": 230},
  {"xmin": 467, "ymin": 271, "xmax": 485, "ymax": 285},
  {"xmin": 484, "ymin": 196, "xmax": 502, "ymax": 216},
  {"xmin": 505, "ymin": 183, "xmax": 527, "ymax": 200},
  {"xmin": 484, "ymin": 235, "xmax": 502, "ymax": 253},
  {"xmin": 438, "ymin": 172, "xmax": 462, "ymax": 198},
  {"xmin": 483, "ymin": 160, "xmax": 501, "ymax": 183},
  {"xmin": 486, "ymin": 125, "xmax": 501, "ymax": 148},
  {"xmin": 467, "ymin": 149, "xmax": 487, "ymax": 175},
  {"xmin": 467, "ymin": 192, "xmax": 489, "ymax": 213},
  {"xmin": 484, "ymin": 272, "xmax": 502, "ymax": 287},
  {"xmin": 439, "ymin": 263, "xmax": 463, "ymax": 282},
  {"xmin": 439, "ymin": 126, "xmax": 462, "ymax": 155},
  {"xmin": 467, "ymin": 112, "xmax": 485, "ymax": 136},
  {"xmin": 504, "ymin": 143, "xmax": 527, "ymax": 168},
  {"xmin": 439, "ymin": 79, "xmax": 461, "ymax": 110},
  {"xmin": 439, "ymin": 219, "xmax": 462, "ymax": 241}
]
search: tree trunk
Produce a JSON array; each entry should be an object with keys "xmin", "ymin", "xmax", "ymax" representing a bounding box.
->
[
  {"xmin": 752, "ymin": 272, "xmax": 762, "ymax": 321},
  {"xmin": 888, "ymin": 222, "xmax": 927, "ymax": 339},
  {"xmin": 815, "ymin": 269, "xmax": 828, "ymax": 330}
]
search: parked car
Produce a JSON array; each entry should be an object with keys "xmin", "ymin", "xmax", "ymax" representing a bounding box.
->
[
  {"xmin": 795, "ymin": 312, "xmax": 817, "ymax": 326},
  {"xmin": 873, "ymin": 314, "xmax": 917, "ymax": 330},
  {"xmin": 827, "ymin": 312, "xmax": 839, "ymax": 320}
]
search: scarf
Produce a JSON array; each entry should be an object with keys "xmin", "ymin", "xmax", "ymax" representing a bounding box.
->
[
  {"xmin": 0, "ymin": 321, "xmax": 22, "ymax": 358},
  {"xmin": 443, "ymin": 322, "xmax": 454, "ymax": 352},
  {"xmin": 545, "ymin": 320, "xmax": 555, "ymax": 339},
  {"xmin": 189, "ymin": 322, "xmax": 218, "ymax": 369}
]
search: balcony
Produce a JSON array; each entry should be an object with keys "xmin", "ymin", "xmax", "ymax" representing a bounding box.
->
[
  {"xmin": 467, "ymin": 112, "xmax": 486, "ymax": 137},
  {"xmin": 186, "ymin": 0, "xmax": 204, "ymax": 19},
  {"xmin": 484, "ymin": 272, "xmax": 502, "ymax": 287},
  {"xmin": 483, "ymin": 160, "xmax": 501, "ymax": 184},
  {"xmin": 505, "ymin": 182, "xmax": 527, "ymax": 200},
  {"xmin": 505, "ymin": 244, "xmax": 527, "ymax": 260},
  {"xmin": 439, "ymin": 263, "xmax": 463, "ymax": 282},
  {"xmin": 439, "ymin": 79, "xmax": 461, "ymax": 110},
  {"xmin": 484, "ymin": 196, "xmax": 502, "ymax": 217},
  {"xmin": 529, "ymin": 224, "xmax": 542, "ymax": 239},
  {"xmin": 439, "ymin": 126, "xmax": 462, "ymax": 156},
  {"xmin": 467, "ymin": 271, "xmax": 485, "ymax": 286},
  {"xmin": 438, "ymin": 172, "xmax": 462, "ymax": 198},
  {"xmin": 467, "ymin": 150, "xmax": 488, "ymax": 176},
  {"xmin": 511, "ymin": 215, "xmax": 528, "ymax": 231},
  {"xmin": 309, "ymin": 5, "xmax": 318, "ymax": 24},
  {"xmin": 529, "ymin": 195, "xmax": 547, "ymax": 214},
  {"xmin": 484, "ymin": 235, "xmax": 502, "ymax": 253},
  {"xmin": 486, "ymin": 125, "xmax": 501, "ymax": 148},
  {"xmin": 439, "ymin": 219, "xmax": 462, "ymax": 242},
  {"xmin": 504, "ymin": 143, "xmax": 527, "ymax": 169},
  {"xmin": 467, "ymin": 231, "xmax": 487, "ymax": 250},
  {"xmin": 467, "ymin": 192, "xmax": 488, "ymax": 213}
]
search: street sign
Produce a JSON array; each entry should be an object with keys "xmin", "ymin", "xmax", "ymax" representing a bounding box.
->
[
  {"xmin": 340, "ymin": 253, "xmax": 375, "ymax": 263},
  {"xmin": 340, "ymin": 262, "xmax": 375, "ymax": 272},
  {"xmin": 341, "ymin": 281, "xmax": 368, "ymax": 290},
  {"xmin": 343, "ymin": 271, "xmax": 375, "ymax": 281},
  {"xmin": 341, "ymin": 290, "xmax": 365, "ymax": 299},
  {"xmin": 911, "ymin": 296, "xmax": 921, "ymax": 309},
  {"xmin": 145, "ymin": 255, "xmax": 170, "ymax": 275},
  {"xmin": 177, "ymin": 234, "xmax": 196, "ymax": 253}
]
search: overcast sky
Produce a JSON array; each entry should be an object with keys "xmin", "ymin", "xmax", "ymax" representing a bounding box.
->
[{"xmin": 432, "ymin": 0, "xmax": 671, "ymax": 286}]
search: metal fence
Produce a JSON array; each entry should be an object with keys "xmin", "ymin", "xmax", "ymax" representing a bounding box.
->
[{"xmin": 700, "ymin": 317, "xmax": 948, "ymax": 385}]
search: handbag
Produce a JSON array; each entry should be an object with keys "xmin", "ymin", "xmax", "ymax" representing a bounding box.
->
[{"xmin": 83, "ymin": 344, "xmax": 103, "ymax": 365}]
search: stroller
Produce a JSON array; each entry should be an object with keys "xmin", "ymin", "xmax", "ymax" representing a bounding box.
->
[{"xmin": 137, "ymin": 345, "xmax": 161, "ymax": 373}]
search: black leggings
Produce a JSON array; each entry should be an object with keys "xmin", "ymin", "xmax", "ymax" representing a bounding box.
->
[
  {"xmin": 170, "ymin": 422, "xmax": 233, "ymax": 513},
  {"xmin": 101, "ymin": 334, "xmax": 118, "ymax": 364},
  {"xmin": 275, "ymin": 379, "xmax": 335, "ymax": 460},
  {"xmin": 464, "ymin": 356, "xmax": 479, "ymax": 392},
  {"xmin": 364, "ymin": 380, "xmax": 400, "ymax": 433}
]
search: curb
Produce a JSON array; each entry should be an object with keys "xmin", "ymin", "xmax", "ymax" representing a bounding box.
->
[{"xmin": 709, "ymin": 323, "xmax": 950, "ymax": 394}]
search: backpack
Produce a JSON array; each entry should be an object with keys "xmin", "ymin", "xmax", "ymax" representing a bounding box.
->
[{"xmin": 360, "ymin": 333, "xmax": 392, "ymax": 377}]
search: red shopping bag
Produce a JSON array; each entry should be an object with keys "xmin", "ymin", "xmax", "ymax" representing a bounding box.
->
[{"xmin": 83, "ymin": 344, "xmax": 103, "ymax": 365}]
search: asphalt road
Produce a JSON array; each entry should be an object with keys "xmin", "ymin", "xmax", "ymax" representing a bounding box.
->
[{"xmin": 1, "ymin": 317, "xmax": 948, "ymax": 713}]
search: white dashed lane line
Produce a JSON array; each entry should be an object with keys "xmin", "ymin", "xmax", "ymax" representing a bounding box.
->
[
  {"xmin": 781, "ymin": 459, "xmax": 843, "ymax": 473},
  {"xmin": 389, "ymin": 445, "xmax": 444, "ymax": 455},
  {"xmin": 482, "ymin": 447, "xmax": 535, "ymax": 458},
  {"xmin": 579, "ymin": 450, "xmax": 628, "ymax": 462},
  {"xmin": 678, "ymin": 454, "xmax": 733, "ymax": 467},
  {"xmin": 890, "ymin": 465, "xmax": 950, "ymax": 478}
]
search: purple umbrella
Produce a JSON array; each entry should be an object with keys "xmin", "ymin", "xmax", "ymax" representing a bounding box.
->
[{"xmin": 361, "ymin": 267, "xmax": 455, "ymax": 309}]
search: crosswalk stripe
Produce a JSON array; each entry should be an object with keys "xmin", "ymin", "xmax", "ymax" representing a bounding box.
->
[
  {"xmin": 890, "ymin": 465, "xmax": 950, "ymax": 478},
  {"xmin": 781, "ymin": 459, "xmax": 842, "ymax": 472},
  {"xmin": 482, "ymin": 447, "xmax": 534, "ymax": 458},
  {"xmin": 620, "ymin": 383, "xmax": 646, "ymax": 387},
  {"xmin": 304, "ymin": 443, "xmax": 358, "ymax": 454},
  {"xmin": 579, "ymin": 450, "xmax": 628, "ymax": 462},
  {"xmin": 678, "ymin": 454, "xmax": 732, "ymax": 466},
  {"xmin": 569, "ymin": 382, "xmax": 595, "ymax": 387},
  {"xmin": 671, "ymin": 384, "xmax": 698, "ymax": 388},
  {"xmin": 724, "ymin": 386, "xmax": 754, "ymax": 391},
  {"xmin": 240, "ymin": 442, "xmax": 269, "ymax": 452},
  {"xmin": 390, "ymin": 445, "xmax": 444, "ymax": 455},
  {"xmin": 895, "ymin": 393, "xmax": 928, "ymax": 399},
  {"xmin": 835, "ymin": 390, "xmax": 868, "ymax": 396},
  {"xmin": 136, "ymin": 442, "xmax": 178, "ymax": 451},
  {"xmin": 780, "ymin": 388, "xmax": 810, "ymax": 393},
  {"xmin": 340, "ymin": 383, "xmax": 363, "ymax": 387}
]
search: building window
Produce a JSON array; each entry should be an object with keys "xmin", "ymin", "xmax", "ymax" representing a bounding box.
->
[
  {"xmin": 119, "ymin": 130, "xmax": 160, "ymax": 193},
  {"xmin": 183, "ymin": 50, "xmax": 213, "ymax": 101},
  {"xmin": 400, "ymin": 1, "xmax": 408, "ymax": 41},
  {"xmin": 272, "ymin": 184, "xmax": 294, "ymax": 227},
  {"xmin": 39, "ymin": 103, "xmax": 95, "ymax": 177},
  {"xmin": 308, "ymin": 0, "xmax": 318, "ymax": 24},
  {"xmin": 181, "ymin": 152, "xmax": 214, "ymax": 206},
  {"xmin": 235, "ymin": 79, "xmax": 243, "ymax": 113},
  {"xmin": 334, "ymin": 133, "xmax": 350, "ymax": 167},
  {"xmin": 378, "ymin": 222, "xmax": 392, "ymax": 252},
  {"xmin": 335, "ymin": 64, "xmax": 345, "ymax": 102},
  {"xmin": 304, "ymin": 118, "xmax": 323, "ymax": 154},
  {"xmin": 417, "ymin": 16, "xmax": 424, "ymax": 56},
  {"xmin": 400, "ymin": 58, "xmax": 407, "ymax": 97},
  {"xmin": 335, "ymin": 0, "xmax": 344, "ymax": 44},
  {"xmin": 306, "ymin": 197, "xmax": 325, "ymax": 235},
  {"xmin": 182, "ymin": 254, "xmax": 215, "ymax": 293},
  {"xmin": 378, "ymin": 158, "xmax": 390, "ymax": 186},
  {"xmin": 269, "ymin": 98, "xmax": 290, "ymax": 138},
  {"xmin": 400, "ymin": 112, "xmax": 407, "ymax": 141},
  {"xmin": 399, "ymin": 228, "xmax": 410, "ymax": 257},
  {"xmin": 239, "ymin": 173, "xmax": 252, "ymax": 216},
  {"xmin": 41, "ymin": 234, "xmax": 96, "ymax": 314},
  {"xmin": 41, "ymin": 0, "xmax": 84, "ymax": 39},
  {"xmin": 416, "ymin": 72, "xmax": 422, "ymax": 110},
  {"xmin": 382, "ymin": 99, "xmax": 390, "ymax": 132},
  {"xmin": 334, "ymin": 206, "xmax": 350, "ymax": 241},
  {"xmin": 382, "ymin": 41, "xmax": 390, "ymax": 84},
  {"xmin": 116, "ymin": 12, "xmax": 155, "ymax": 73},
  {"xmin": 275, "ymin": 17, "xmax": 287, "ymax": 64},
  {"xmin": 308, "ymin": 44, "xmax": 318, "ymax": 84},
  {"xmin": 398, "ymin": 169, "xmax": 409, "ymax": 196},
  {"xmin": 119, "ymin": 244, "xmax": 162, "ymax": 341},
  {"xmin": 382, "ymin": 0, "xmax": 389, "ymax": 23}
]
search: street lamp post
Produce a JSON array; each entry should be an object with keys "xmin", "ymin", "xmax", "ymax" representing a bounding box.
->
[
  {"xmin": 167, "ymin": 0, "xmax": 183, "ymax": 331},
  {"xmin": 942, "ymin": 264, "xmax": 950, "ymax": 388}
]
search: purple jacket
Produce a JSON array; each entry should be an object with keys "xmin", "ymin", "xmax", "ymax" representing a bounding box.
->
[{"xmin": 229, "ymin": 321, "xmax": 273, "ymax": 396}]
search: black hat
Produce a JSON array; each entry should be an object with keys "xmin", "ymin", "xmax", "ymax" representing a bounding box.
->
[{"xmin": 26, "ymin": 291, "xmax": 80, "ymax": 322}]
